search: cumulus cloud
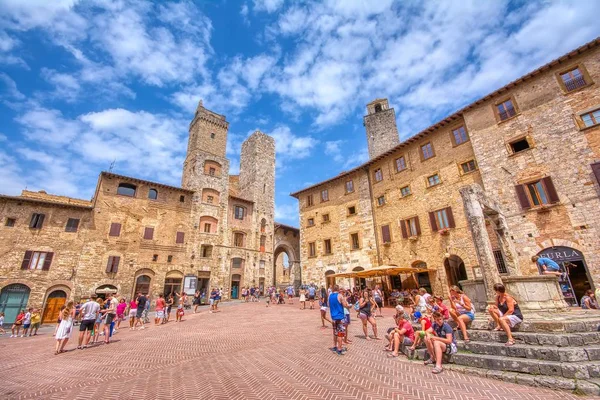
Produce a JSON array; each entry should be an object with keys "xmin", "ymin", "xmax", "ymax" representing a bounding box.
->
[
  {"xmin": 275, "ymin": 202, "xmax": 299, "ymax": 225},
  {"xmin": 268, "ymin": 125, "xmax": 317, "ymax": 159},
  {"xmin": 254, "ymin": 0, "xmax": 285, "ymax": 13},
  {"xmin": 324, "ymin": 140, "xmax": 344, "ymax": 163}
]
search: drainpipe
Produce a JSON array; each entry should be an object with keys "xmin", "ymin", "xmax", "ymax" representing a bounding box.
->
[{"xmin": 364, "ymin": 166, "xmax": 382, "ymax": 266}]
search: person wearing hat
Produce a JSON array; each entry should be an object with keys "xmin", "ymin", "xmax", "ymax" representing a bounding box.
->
[
  {"xmin": 77, "ymin": 294, "xmax": 100, "ymax": 349},
  {"xmin": 385, "ymin": 309, "xmax": 414, "ymax": 357},
  {"xmin": 407, "ymin": 311, "xmax": 433, "ymax": 358}
]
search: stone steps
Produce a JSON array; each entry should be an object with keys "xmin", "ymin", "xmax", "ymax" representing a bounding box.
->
[
  {"xmin": 469, "ymin": 317, "xmax": 600, "ymax": 333},
  {"xmin": 458, "ymin": 340, "xmax": 600, "ymax": 361},
  {"xmin": 456, "ymin": 328, "xmax": 600, "ymax": 346}
]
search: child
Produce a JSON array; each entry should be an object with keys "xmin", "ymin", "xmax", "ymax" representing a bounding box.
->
[
  {"xmin": 407, "ymin": 311, "xmax": 434, "ymax": 358},
  {"xmin": 0, "ymin": 312, "xmax": 5, "ymax": 335},
  {"xmin": 433, "ymin": 296, "xmax": 450, "ymax": 320},
  {"xmin": 29, "ymin": 309, "xmax": 41, "ymax": 336}
]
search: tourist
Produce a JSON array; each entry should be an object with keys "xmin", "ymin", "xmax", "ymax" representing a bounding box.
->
[
  {"xmin": 143, "ymin": 295, "xmax": 151, "ymax": 323},
  {"xmin": 286, "ymin": 285, "xmax": 294, "ymax": 305},
  {"xmin": 424, "ymin": 311, "xmax": 457, "ymax": 374},
  {"xmin": 320, "ymin": 285, "xmax": 327, "ymax": 306},
  {"xmin": 134, "ymin": 292, "xmax": 147, "ymax": 330},
  {"xmin": 329, "ymin": 285, "xmax": 351, "ymax": 355},
  {"xmin": 299, "ymin": 287, "xmax": 306, "ymax": 309},
  {"xmin": 449, "ymin": 286, "xmax": 475, "ymax": 343},
  {"xmin": 216, "ymin": 288, "xmax": 223, "ymax": 310},
  {"xmin": 193, "ymin": 290, "xmax": 201, "ymax": 313},
  {"xmin": 249, "ymin": 287, "xmax": 254, "ymax": 302},
  {"xmin": 209, "ymin": 288, "xmax": 216, "ymax": 313},
  {"xmin": 373, "ymin": 285, "xmax": 384, "ymax": 317},
  {"xmin": 531, "ymin": 255, "xmax": 563, "ymax": 278},
  {"xmin": 176, "ymin": 292, "xmax": 186, "ymax": 322},
  {"xmin": 92, "ymin": 297, "xmax": 104, "ymax": 343},
  {"xmin": 0, "ymin": 312, "xmax": 5, "ymax": 335},
  {"xmin": 270, "ymin": 287, "xmax": 277, "ymax": 305},
  {"xmin": 385, "ymin": 305, "xmax": 409, "ymax": 346},
  {"xmin": 78, "ymin": 294, "xmax": 100, "ymax": 349},
  {"xmin": 165, "ymin": 294, "xmax": 174, "ymax": 322},
  {"xmin": 116, "ymin": 298, "xmax": 127, "ymax": 331},
  {"xmin": 433, "ymin": 296, "xmax": 450, "ymax": 320},
  {"xmin": 581, "ymin": 289, "xmax": 599, "ymax": 309},
  {"xmin": 488, "ymin": 283, "xmax": 523, "ymax": 346},
  {"xmin": 319, "ymin": 296, "xmax": 331, "ymax": 328},
  {"xmin": 413, "ymin": 289, "xmax": 427, "ymax": 315},
  {"xmin": 74, "ymin": 301, "xmax": 81, "ymax": 326},
  {"xmin": 102, "ymin": 294, "xmax": 116, "ymax": 344},
  {"xmin": 358, "ymin": 290, "xmax": 381, "ymax": 340},
  {"xmin": 407, "ymin": 311, "xmax": 433, "ymax": 358},
  {"xmin": 343, "ymin": 289, "xmax": 353, "ymax": 345},
  {"xmin": 386, "ymin": 311, "xmax": 414, "ymax": 358},
  {"xmin": 307, "ymin": 285, "xmax": 316, "ymax": 309},
  {"xmin": 11, "ymin": 309, "xmax": 25, "ymax": 337},
  {"xmin": 21, "ymin": 307, "xmax": 32, "ymax": 337},
  {"xmin": 55, "ymin": 301, "xmax": 75, "ymax": 354},
  {"xmin": 128, "ymin": 297, "xmax": 137, "ymax": 330},
  {"xmin": 29, "ymin": 308, "xmax": 41, "ymax": 336},
  {"xmin": 155, "ymin": 293, "xmax": 166, "ymax": 326},
  {"xmin": 54, "ymin": 306, "xmax": 65, "ymax": 336}
]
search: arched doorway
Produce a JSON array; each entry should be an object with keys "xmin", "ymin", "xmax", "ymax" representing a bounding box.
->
[
  {"xmin": 42, "ymin": 290, "xmax": 67, "ymax": 323},
  {"xmin": 537, "ymin": 246, "xmax": 593, "ymax": 307},
  {"xmin": 444, "ymin": 255, "xmax": 467, "ymax": 288},
  {"xmin": 95, "ymin": 285, "xmax": 118, "ymax": 300},
  {"xmin": 325, "ymin": 270, "xmax": 336, "ymax": 289},
  {"xmin": 231, "ymin": 274, "xmax": 241, "ymax": 299},
  {"xmin": 164, "ymin": 271, "xmax": 183, "ymax": 305},
  {"xmin": 273, "ymin": 244, "xmax": 295, "ymax": 288},
  {"xmin": 0, "ymin": 284, "xmax": 30, "ymax": 324},
  {"xmin": 352, "ymin": 267, "xmax": 366, "ymax": 289},
  {"xmin": 134, "ymin": 275, "xmax": 151, "ymax": 296}
]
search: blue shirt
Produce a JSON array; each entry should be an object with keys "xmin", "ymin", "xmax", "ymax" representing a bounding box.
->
[
  {"xmin": 329, "ymin": 292, "xmax": 344, "ymax": 321},
  {"xmin": 537, "ymin": 257, "xmax": 560, "ymax": 271},
  {"xmin": 308, "ymin": 287, "xmax": 316, "ymax": 296}
]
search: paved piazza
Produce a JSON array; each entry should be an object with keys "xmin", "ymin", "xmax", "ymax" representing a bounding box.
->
[{"xmin": 1, "ymin": 302, "xmax": 596, "ymax": 400}]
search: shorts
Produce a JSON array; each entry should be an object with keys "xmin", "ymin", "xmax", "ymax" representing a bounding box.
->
[
  {"xmin": 288, "ymin": 294, "xmax": 293, "ymax": 298},
  {"xmin": 332, "ymin": 319, "xmax": 346, "ymax": 337},
  {"xmin": 344, "ymin": 314, "xmax": 351, "ymax": 325},
  {"xmin": 117, "ymin": 313, "xmax": 124, "ymax": 320},
  {"xmin": 136, "ymin": 308, "xmax": 144, "ymax": 318},
  {"xmin": 359, "ymin": 311, "xmax": 371, "ymax": 320},
  {"xmin": 23, "ymin": 323, "xmax": 31, "ymax": 329},
  {"xmin": 105, "ymin": 313, "xmax": 115, "ymax": 325},
  {"xmin": 320, "ymin": 306, "xmax": 327, "ymax": 312},
  {"xmin": 460, "ymin": 311, "xmax": 475, "ymax": 321},
  {"xmin": 445, "ymin": 342, "xmax": 458, "ymax": 355},
  {"xmin": 403, "ymin": 337, "xmax": 414, "ymax": 346},
  {"xmin": 156, "ymin": 310, "xmax": 165, "ymax": 319},
  {"xmin": 209, "ymin": 299, "xmax": 214, "ymax": 306},
  {"xmin": 308, "ymin": 295, "xmax": 315, "ymax": 300},
  {"xmin": 79, "ymin": 319, "xmax": 95, "ymax": 332},
  {"xmin": 498, "ymin": 310, "xmax": 523, "ymax": 327},
  {"xmin": 31, "ymin": 322, "xmax": 40, "ymax": 330},
  {"xmin": 387, "ymin": 327, "xmax": 396, "ymax": 334},
  {"xmin": 375, "ymin": 299, "xmax": 383, "ymax": 307}
]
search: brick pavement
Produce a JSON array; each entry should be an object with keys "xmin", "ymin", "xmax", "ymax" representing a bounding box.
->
[{"xmin": 0, "ymin": 302, "xmax": 598, "ymax": 400}]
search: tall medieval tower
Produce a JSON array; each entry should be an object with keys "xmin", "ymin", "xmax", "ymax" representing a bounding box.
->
[{"xmin": 363, "ymin": 98, "xmax": 400, "ymax": 159}]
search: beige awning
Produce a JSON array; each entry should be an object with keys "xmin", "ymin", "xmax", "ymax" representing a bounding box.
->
[{"xmin": 331, "ymin": 265, "xmax": 429, "ymax": 278}]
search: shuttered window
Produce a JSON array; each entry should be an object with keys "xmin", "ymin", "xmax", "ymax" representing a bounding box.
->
[
  {"xmin": 308, "ymin": 242, "xmax": 316, "ymax": 257},
  {"xmin": 109, "ymin": 223, "xmax": 121, "ymax": 237},
  {"xmin": 106, "ymin": 256, "xmax": 120, "ymax": 273},
  {"xmin": 429, "ymin": 207, "xmax": 455, "ymax": 231},
  {"xmin": 592, "ymin": 163, "xmax": 600, "ymax": 185},
  {"xmin": 515, "ymin": 177, "xmax": 559, "ymax": 210},
  {"xmin": 21, "ymin": 251, "xmax": 53, "ymax": 270},
  {"xmin": 65, "ymin": 218, "xmax": 80, "ymax": 232},
  {"xmin": 144, "ymin": 227, "xmax": 154, "ymax": 240},
  {"xmin": 381, "ymin": 225, "xmax": 391, "ymax": 243},
  {"xmin": 29, "ymin": 213, "xmax": 45, "ymax": 229},
  {"xmin": 350, "ymin": 233, "xmax": 360, "ymax": 249},
  {"xmin": 176, "ymin": 231, "xmax": 185, "ymax": 244},
  {"xmin": 400, "ymin": 217, "xmax": 421, "ymax": 238}
]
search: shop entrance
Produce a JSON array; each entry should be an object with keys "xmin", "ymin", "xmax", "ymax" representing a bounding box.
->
[
  {"xmin": 231, "ymin": 274, "xmax": 241, "ymax": 299},
  {"xmin": 325, "ymin": 270, "xmax": 336, "ymax": 289},
  {"xmin": 42, "ymin": 290, "xmax": 67, "ymax": 323},
  {"xmin": 537, "ymin": 246, "xmax": 593, "ymax": 306},
  {"xmin": 0, "ymin": 284, "xmax": 30, "ymax": 325},
  {"xmin": 352, "ymin": 267, "xmax": 366, "ymax": 289},
  {"xmin": 444, "ymin": 255, "xmax": 467, "ymax": 288},
  {"xmin": 198, "ymin": 271, "xmax": 211, "ymax": 302}
]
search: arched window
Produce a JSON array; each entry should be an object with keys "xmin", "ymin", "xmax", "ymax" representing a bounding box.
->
[
  {"xmin": 134, "ymin": 275, "xmax": 151, "ymax": 295},
  {"xmin": 199, "ymin": 216, "xmax": 218, "ymax": 234},
  {"xmin": 261, "ymin": 218, "xmax": 266, "ymax": 233},
  {"xmin": 148, "ymin": 188, "xmax": 158, "ymax": 200},
  {"xmin": 202, "ymin": 188, "xmax": 220, "ymax": 204},
  {"xmin": 117, "ymin": 183, "xmax": 136, "ymax": 197},
  {"xmin": 204, "ymin": 161, "xmax": 222, "ymax": 177},
  {"xmin": 260, "ymin": 235, "xmax": 266, "ymax": 252},
  {"xmin": 374, "ymin": 103, "xmax": 383, "ymax": 113},
  {"xmin": 234, "ymin": 205, "xmax": 246, "ymax": 220}
]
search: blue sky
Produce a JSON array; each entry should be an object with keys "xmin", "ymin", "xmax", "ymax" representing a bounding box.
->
[{"xmin": 0, "ymin": 0, "xmax": 599, "ymax": 227}]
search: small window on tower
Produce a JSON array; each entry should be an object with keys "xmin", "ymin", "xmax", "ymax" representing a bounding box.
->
[
  {"xmin": 210, "ymin": 133, "xmax": 215, "ymax": 139},
  {"xmin": 374, "ymin": 103, "xmax": 382, "ymax": 113}
]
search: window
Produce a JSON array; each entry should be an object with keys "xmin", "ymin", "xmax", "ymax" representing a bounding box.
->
[
  {"xmin": 592, "ymin": 162, "xmax": 600, "ymax": 187},
  {"xmin": 374, "ymin": 103, "xmax": 382, "ymax": 113},
  {"xmin": 307, "ymin": 194, "xmax": 314, "ymax": 206},
  {"xmin": 259, "ymin": 260, "xmax": 265, "ymax": 269},
  {"xmin": 509, "ymin": 137, "xmax": 530, "ymax": 154},
  {"xmin": 496, "ymin": 99, "xmax": 517, "ymax": 121},
  {"xmin": 109, "ymin": 222, "xmax": 121, "ymax": 237},
  {"xmin": 210, "ymin": 132, "xmax": 216, "ymax": 139},
  {"xmin": 395, "ymin": 156, "xmax": 407, "ymax": 172},
  {"xmin": 400, "ymin": 186, "xmax": 411, "ymax": 197},
  {"xmin": 345, "ymin": 180, "xmax": 354, "ymax": 193},
  {"xmin": 117, "ymin": 183, "xmax": 136, "ymax": 197},
  {"xmin": 204, "ymin": 223, "xmax": 212, "ymax": 233},
  {"xmin": 207, "ymin": 195, "xmax": 214, "ymax": 204},
  {"xmin": 65, "ymin": 218, "xmax": 80, "ymax": 232},
  {"xmin": 400, "ymin": 217, "xmax": 421, "ymax": 238},
  {"xmin": 381, "ymin": 225, "xmax": 391, "ymax": 244},
  {"xmin": 347, "ymin": 206, "xmax": 356, "ymax": 215},
  {"xmin": 234, "ymin": 232, "xmax": 245, "ymax": 247},
  {"xmin": 307, "ymin": 218, "xmax": 315, "ymax": 227},
  {"xmin": 179, "ymin": 195, "xmax": 185, "ymax": 203},
  {"xmin": 421, "ymin": 142, "xmax": 435, "ymax": 161},
  {"xmin": 451, "ymin": 126, "xmax": 469, "ymax": 146},
  {"xmin": 559, "ymin": 67, "xmax": 587, "ymax": 92},
  {"xmin": 201, "ymin": 245, "xmax": 213, "ymax": 258},
  {"xmin": 167, "ymin": 255, "xmax": 173, "ymax": 263},
  {"xmin": 176, "ymin": 231, "xmax": 185, "ymax": 244},
  {"xmin": 374, "ymin": 168, "xmax": 383, "ymax": 182},
  {"xmin": 105, "ymin": 256, "xmax": 120, "ymax": 273},
  {"xmin": 322, "ymin": 214, "xmax": 330, "ymax": 223},
  {"xmin": 427, "ymin": 174, "xmax": 441, "ymax": 187},
  {"xmin": 261, "ymin": 218, "xmax": 266, "ymax": 233},
  {"xmin": 350, "ymin": 233, "xmax": 360, "ymax": 250},
  {"xmin": 493, "ymin": 250, "xmax": 508, "ymax": 274},
  {"xmin": 515, "ymin": 177, "xmax": 560, "ymax": 209},
  {"xmin": 377, "ymin": 195, "xmax": 385, "ymax": 206},
  {"xmin": 308, "ymin": 242, "xmax": 316, "ymax": 257},
  {"xmin": 260, "ymin": 235, "xmax": 266, "ymax": 252},
  {"xmin": 324, "ymin": 239, "xmax": 332, "ymax": 255},
  {"xmin": 21, "ymin": 251, "xmax": 53, "ymax": 270},
  {"xmin": 152, "ymin": 254, "xmax": 158, "ymax": 262},
  {"xmin": 209, "ymin": 167, "xmax": 216, "ymax": 176},
  {"xmin": 29, "ymin": 213, "xmax": 45, "ymax": 229},
  {"xmin": 460, "ymin": 160, "xmax": 477, "ymax": 174},
  {"xmin": 429, "ymin": 207, "xmax": 455, "ymax": 231},
  {"xmin": 144, "ymin": 227, "xmax": 154, "ymax": 240},
  {"xmin": 581, "ymin": 108, "xmax": 600, "ymax": 128},
  {"xmin": 232, "ymin": 258, "xmax": 243, "ymax": 268},
  {"xmin": 204, "ymin": 161, "xmax": 221, "ymax": 176},
  {"xmin": 148, "ymin": 188, "xmax": 158, "ymax": 200},
  {"xmin": 234, "ymin": 206, "xmax": 245, "ymax": 220},
  {"xmin": 5, "ymin": 218, "xmax": 15, "ymax": 227},
  {"xmin": 321, "ymin": 189, "xmax": 329, "ymax": 202}
]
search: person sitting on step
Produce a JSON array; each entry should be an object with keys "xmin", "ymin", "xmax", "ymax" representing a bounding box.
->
[
  {"xmin": 448, "ymin": 286, "xmax": 475, "ymax": 343},
  {"xmin": 424, "ymin": 311, "xmax": 457, "ymax": 374},
  {"xmin": 487, "ymin": 283, "xmax": 523, "ymax": 346},
  {"xmin": 385, "ymin": 310, "xmax": 414, "ymax": 358},
  {"xmin": 407, "ymin": 311, "xmax": 434, "ymax": 358}
]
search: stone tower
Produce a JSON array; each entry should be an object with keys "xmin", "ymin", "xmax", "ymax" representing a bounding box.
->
[{"xmin": 363, "ymin": 98, "xmax": 400, "ymax": 159}]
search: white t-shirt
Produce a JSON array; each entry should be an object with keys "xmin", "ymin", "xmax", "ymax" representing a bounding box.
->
[
  {"xmin": 81, "ymin": 301, "xmax": 101, "ymax": 320},
  {"xmin": 24, "ymin": 312, "xmax": 31, "ymax": 324}
]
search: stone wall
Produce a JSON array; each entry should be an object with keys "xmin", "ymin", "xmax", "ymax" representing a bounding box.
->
[{"xmin": 363, "ymin": 99, "xmax": 400, "ymax": 159}]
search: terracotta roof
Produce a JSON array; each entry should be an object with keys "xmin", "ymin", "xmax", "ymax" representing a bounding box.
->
[
  {"xmin": 275, "ymin": 222, "xmax": 299, "ymax": 231},
  {"xmin": 290, "ymin": 36, "xmax": 600, "ymax": 198},
  {"xmin": 0, "ymin": 193, "xmax": 93, "ymax": 209},
  {"xmin": 101, "ymin": 172, "xmax": 194, "ymax": 193},
  {"xmin": 229, "ymin": 194, "xmax": 254, "ymax": 204}
]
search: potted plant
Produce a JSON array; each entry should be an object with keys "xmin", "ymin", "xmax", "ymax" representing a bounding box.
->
[{"xmin": 438, "ymin": 228, "xmax": 450, "ymax": 236}]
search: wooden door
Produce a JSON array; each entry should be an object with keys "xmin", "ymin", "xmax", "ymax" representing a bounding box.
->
[{"xmin": 42, "ymin": 296, "xmax": 66, "ymax": 323}]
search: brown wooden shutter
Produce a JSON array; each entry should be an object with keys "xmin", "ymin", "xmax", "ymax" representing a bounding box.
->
[
  {"xmin": 400, "ymin": 220, "xmax": 408, "ymax": 239},
  {"xmin": 112, "ymin": 256, "xmax": 120, "ymax": 273},
  {"xmin": 542, "ymin": 177, "xmax": 560, "ymax": 204},
  {"xmin": 42, "ymin": 252, "xmax": 53, "ymax": 271},
  {"xmin": 21, "ymin": 250, "xmax": 33, "ymax": 270},
  {"xmin": 109, "ymin": 223, "xmax": 121, "ymax": 237},
  {"xmin": 381, "ymin": 225, "xmax": 391, "ymax": 243},
  {"xmin": 144, "ymin": 227, "xmax": 154, "ymax": 240},
  {"xmin": 592, "ymin": 162, "xmax": 600, "ymax": 185},
  {"xmin": 446, "ymin": 207, "xmax": 455, "ymax": 228},
  {"xmin": 429, "ymin": 212, "xmax": 438, "ymax": 231},
  {"xmin": 176, "ymin": 232, "xmax": 184, "ymax": 244},
  {"xmin": 37, "ymin": 214, "xmax": 45, "ymax": 228},
  {"xmin": 515, "ymin": 185, "xmax": 531, "ymax": 210},
  {"xmin": 414, "ymin": 217, "xmax": 421, "ymax": 235},
  {"xmin": 106, "ymin": 256, "xmax": 114, "ymax": 273},
  {"xmin": 29, "ymin": 215, "xmax": 36, "ymax": 228}
]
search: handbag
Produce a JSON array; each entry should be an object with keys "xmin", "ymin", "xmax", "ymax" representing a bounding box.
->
[{"xmin": 353, "ymin": 302, "xmax": 360, "ymax": 311}]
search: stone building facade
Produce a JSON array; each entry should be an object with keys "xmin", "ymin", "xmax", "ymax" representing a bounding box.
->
[
  {"xmin": 0, "ymin": 101, "xmax": 297, "ymax": 324},
  {"xmin": 292, "ymin": 38, "xmax": 600, "ymax": 308}
]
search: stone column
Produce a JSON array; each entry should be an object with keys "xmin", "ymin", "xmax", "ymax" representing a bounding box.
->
[
  {"xmin": 490, "ymin": 214, "xmax": 521, "ymax": 275},
  {"xmin": 460, "ymin": 185, "xmax": 503, "ymax": 303}
]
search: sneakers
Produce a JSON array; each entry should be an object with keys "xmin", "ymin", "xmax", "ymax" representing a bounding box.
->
[
  {"xmin": 10, "ymin": 335, "xmax": 15, "ymax": 338},
  {"xmin": 336, "ymin": 349, "xmax": 347, "ymax": 356}
]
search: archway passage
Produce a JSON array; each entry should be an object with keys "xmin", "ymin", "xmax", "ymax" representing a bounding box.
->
[
  {"xmin": 444, "ymin": 255, "xmax": 467, "ymax": 288},
  {"xmin": 0, "ymin": 284, "xmax": 30, "ymax": 324},
  {"xmin": 273, "ymin": 244, "xmax": 295, "ymax": 288},
  {"xmin": 537, "ymin": 246, "xmax": 593, "ymax": 306},
  {"xmin": 42, "ymin": 290, "xmax": 67, "ymax": 323}
]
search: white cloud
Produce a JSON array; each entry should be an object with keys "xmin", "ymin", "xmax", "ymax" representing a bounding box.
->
[
  {"xmin": 240, "ymin": 3, "xmax": 250, "ymax": 25},
  {"xmin": 41, "ymin": 68, "xmax": 81, "ymax": 102},
  {"xmin": 324, "ymin": 140, "xmax": 344, "ymax": 163},
  {"xmin": 343, "ymin": 147, "xmax": 368, "ymax": 169},
  {"xmin": 268, "ymin": 125, "xmax": 317, "ymax": 159},
  {"xmin": 254, "ymin": 0, "xmax": 285, "ymax": 13},
  {"xmin": 275, "ymin": 202, "xmax": 298, "ymax": 225},
  {"xmin": 0, "ymin": 72, "xmax": 25, "ymax": 100}
]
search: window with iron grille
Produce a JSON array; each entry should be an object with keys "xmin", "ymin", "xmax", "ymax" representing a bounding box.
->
[
  {"xmin": 560, "ymin": 67, "xmax": 587, "ymax": 92},
  {"xmin": 493, "ymin": 250, "xmax": 508, "ymax": 274}
]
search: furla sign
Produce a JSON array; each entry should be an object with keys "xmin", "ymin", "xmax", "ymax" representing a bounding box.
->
[{"xmin": 538, "ymin": 246, "xmax": 582, "ymax": 262}]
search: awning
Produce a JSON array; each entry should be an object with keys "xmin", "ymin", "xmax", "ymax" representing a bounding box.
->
[
  {"xmin": 95, "ymin": 286, "xmax": 118, "ymax": 294},
  {"xmin": 331, "ymin": 265, "xmax": 430, "ymax": 278}
]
